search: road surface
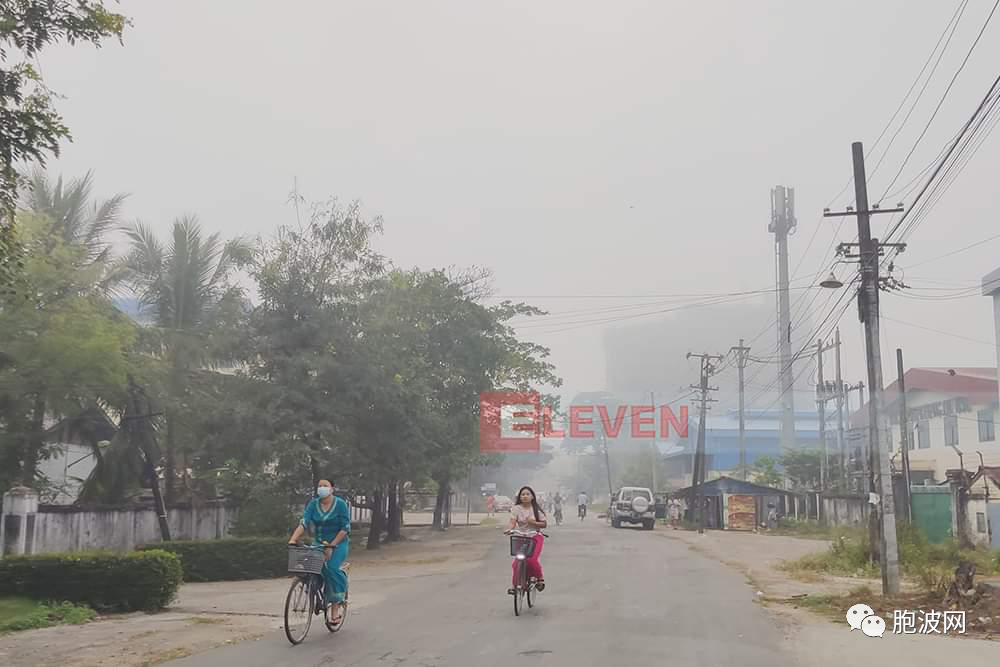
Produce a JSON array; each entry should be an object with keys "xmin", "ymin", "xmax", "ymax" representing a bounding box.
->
[{"xmin": 166, "ymin": 518, "xmax": 794, "ymax": 667}]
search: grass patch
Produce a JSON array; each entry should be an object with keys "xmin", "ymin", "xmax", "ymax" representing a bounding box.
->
[
  {"xmin": 0, "ymin": 597, "xmax": 95, "ymax": 633},
  {"xmin": 769, "ymin": 518, "xmax": 838, "ymax": 539},
  {"xmin": 479, "ymin": 517, "xmax": 498, "ymax": 526},
  {"xmin": 781, "ymin": 522, "xmax": 1000, "ymax": 590},
  {"xmin": 188, "ymin": 616, "xmax": 225, "ymax": 625}
]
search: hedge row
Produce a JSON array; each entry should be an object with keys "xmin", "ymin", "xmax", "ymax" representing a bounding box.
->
[
  {"xmin": 0, "ymin": 550, "xmax": 182, "ymax": 612},
  {"xmin": 139, "ymin": 537, "xmax": 289, "ymax": 582}
]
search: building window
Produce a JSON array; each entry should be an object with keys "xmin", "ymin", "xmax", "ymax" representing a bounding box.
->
[
  {"xmin": 917, "ymin": 420, "xmax": 930, "ymax": 449},
  {"xmin": 977, "ymin": 512, "xmax": 987, "ymax": 534},
  {"xmin": 978, "ymin": 409, "xmax": 996, "ymax": 442},
  {"xmin": 944, "ymin": 415, "xmax": 959, "ymax": 447}
]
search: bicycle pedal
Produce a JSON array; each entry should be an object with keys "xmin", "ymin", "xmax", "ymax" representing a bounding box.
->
[{"xmin": 507, "ymin": 588, "xmax": 516, "ymax": 595}]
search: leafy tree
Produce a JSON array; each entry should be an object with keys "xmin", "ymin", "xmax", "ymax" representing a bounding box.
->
[
  {"xmin": 779, "ymin": 448, "xmax": 824, "ymax": 490},
  {"xmin": 751, "ymin": 455, "xmax": 783, "ymax": 488},
  {"xmin": 118, "ymin": 216, "xmax": 251, "ymax": 503},
  {"xmin": 241, "ymin": 197, "xmax": 385, "ymax": 511},
  {"xmin": 0, "ymin": 213, "xmax": 135, "ymax": 491},
  {"xmin": 0, "ymin": 2, "xmax": 128, "ymax": 289}
]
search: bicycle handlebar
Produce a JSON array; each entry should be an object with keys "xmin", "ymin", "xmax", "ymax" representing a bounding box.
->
[{"xmin": 507, "ymin": 530, "xmax": 550, "ymax": 538}]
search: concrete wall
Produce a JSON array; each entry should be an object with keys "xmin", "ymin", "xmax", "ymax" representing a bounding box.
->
[
  {"xmin": 3, "ymin": 493, "xmax": 380, "ymax": 556},
  {"xmin": 31, "ymin": 504, "xmax": 239, "ymax": 553},
  {"xmin": 964, "ymin": 495, "xmax": 992, "ymax": 548},
  {"xmin": 821, "ymin": 495, "xmax": 867, "ymax": 526}
]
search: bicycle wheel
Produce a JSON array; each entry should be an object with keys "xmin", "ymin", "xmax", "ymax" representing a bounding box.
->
[
  {"xmin": 526, "ymin": 581, "xmax": 535, "ymax": 608},
  {"xmin": 283, "ymin": 577, "xmax": 313, "ymax": 645},
  {"xmin": 513, "ymin": 560, "xmax": 525, "ymax": 617}
]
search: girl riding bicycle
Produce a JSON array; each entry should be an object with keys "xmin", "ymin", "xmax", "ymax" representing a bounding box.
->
[
  {"xmin": 504, "ymin": 486, "xmax": 547, "ymax": 591},
  {"xmin": 288, "ymin": 479, "xmax": 350, "ymax": 624}
]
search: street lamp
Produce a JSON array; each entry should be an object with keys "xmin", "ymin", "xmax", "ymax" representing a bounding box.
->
[{"xmin": 820, "ymin": 272, "xmax": 844, "ymax": 289}]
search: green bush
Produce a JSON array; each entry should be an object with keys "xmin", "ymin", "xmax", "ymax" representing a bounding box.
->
[
  {"xmin": 140, "ymin": 538, "xmax": 289, "ymax": 582},
  {"xmin": 0, "ymin": 550, "xmax": 182, "ymax": 612}
]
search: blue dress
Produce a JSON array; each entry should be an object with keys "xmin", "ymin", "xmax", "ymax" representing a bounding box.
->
[{"xmin": 300, "ymin": 496, "xmax": 350, "ymax": 603}]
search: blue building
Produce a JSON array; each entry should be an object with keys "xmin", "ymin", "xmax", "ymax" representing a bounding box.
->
[{"xmin": 659, "ymin": 408, "xmax": 825, "ymax": 478}]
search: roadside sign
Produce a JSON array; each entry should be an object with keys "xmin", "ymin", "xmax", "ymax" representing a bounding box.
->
[{"xmin": 481, "ymin": 483, "xmax": 497, "ymax": 492}]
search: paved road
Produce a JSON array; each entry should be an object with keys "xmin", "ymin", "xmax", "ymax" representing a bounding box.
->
[{"xmin": 167, "ymin": 519, "xmax": 795, "ymax": 667}]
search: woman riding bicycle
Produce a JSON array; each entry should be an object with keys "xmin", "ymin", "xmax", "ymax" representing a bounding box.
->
[
  {"xmin": 504, "ymin": 486, "xmax": 547, "ymax": 591},
  {"xmin": 288, "ymin": 479, "xmax": 350, "ymax": 624}
]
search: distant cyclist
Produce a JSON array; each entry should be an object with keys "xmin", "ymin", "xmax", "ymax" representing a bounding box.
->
[
  {"xmin": 577, "ymin": 491, "xmax": 588, "ymax": 521},
  {"xmin": 553, "ymin": 492, "xmax": 563, "ymax": 525}
]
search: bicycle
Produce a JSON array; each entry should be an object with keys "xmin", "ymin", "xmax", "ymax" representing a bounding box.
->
[
  {"xmin": 506, "ymin": 530, "xmax": 549, "ymax": 617},
  {"xmin": 578, "ymin": 504, "xmax": 587, "ymax": 521},
  {"xmin": 554, "ymin": 507, "xmax": 563, "ymax": 525},
  {"xmin": 284, "ymin": 544, "xmax": 349, "ymax": 645}
]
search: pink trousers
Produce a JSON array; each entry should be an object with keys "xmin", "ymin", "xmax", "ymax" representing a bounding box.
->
[{"xmin": 512, "ymin": 534, "xmax": 544, "ymax": 586}]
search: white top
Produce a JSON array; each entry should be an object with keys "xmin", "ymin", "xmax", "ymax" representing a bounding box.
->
[
  {"xmin": 577, "ymin": 493, "xmax": 588, "ymax": 506},
  {"xmin": 510, "ymin": 504, "xmax": 544, "ymax": 535}
]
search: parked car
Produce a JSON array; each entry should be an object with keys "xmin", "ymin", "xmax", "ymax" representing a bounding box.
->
[
  {"xmin": 608, "ymin": 486, "xmax": 656, "ymax": 530},
  {"xmin": 493, "ymin": 495, "xmax": 513, "ymax": 512}
]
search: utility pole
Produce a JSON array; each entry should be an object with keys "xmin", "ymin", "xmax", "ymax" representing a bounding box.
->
[
  {"xmin": 896, "ymin": 349, "xmax": 913, "ymax": 522},
  {"xmin": 834, "ymin": 328, "xmax": 847, "ymax": 491},
  {"xmin": 601, "ymin": 433, "xmax": 614, "ymax": 505},
  {"xmin": 770, "ymin": 186, "xmax": 797, "ymax": 450},
  {"xmin": 824, "ymin": 141, "xmax": 903, "ymax": 595},
  {"xmin": 650, "ymin": 391, "xmax": 659, "ymax": 493},
  {"xmin": 688, "ymin": 352, "xmax": 722, "ymax": 533},
  {"xmin": 816, "ymin": 338, "xmax": 827, "ymax": 492},
  {"xmin": 731, "ymin": 340, "xmax": 751, "ymax": 480},
  {"xmin": 814, "ymin": 337, "xmax": 840, "ymax": 492}
]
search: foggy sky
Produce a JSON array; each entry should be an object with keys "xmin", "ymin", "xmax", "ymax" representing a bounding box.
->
[{"xmin": 39, "ymin": 1, "xmax": 1000, "ymax": 405}]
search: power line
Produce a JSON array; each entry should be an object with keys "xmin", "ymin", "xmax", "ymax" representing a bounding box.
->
[
  {"xmin": 879, "ymin": 314, "xmax": 996, "ymax": 347},
  {"xmin": 878, "ymin": 0, "xmax": 1000, "ymax": 201},
  {"xmin": 868, "ymin": 0, "xmax": 971, "ymax": 183},
  {"xmin": 903, "ymin": 231, "xmax": 1000, "ymax": 268},
  {"xmin": 883, "ymin": 69, "xmax": 1000, "ymax": 244}
]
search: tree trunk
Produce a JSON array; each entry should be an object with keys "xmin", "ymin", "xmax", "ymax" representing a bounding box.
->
[
  {"xmin": 432, "ymin": 479, "xmax": 448, "ymax": 531},
  {"xmin": 387, "ymin": 480, "xmax": 402, "ymax": 541},
  {"xmin": 164, "ymin": 408, "xmax": 177, "ymax": 506},
  {"xmin": 20, "ymin": 394, "xmax": 47, "ymax": 486},
  {"xmin": 366, "ymin": 488, "xmax": 384, "ymax": 550}
]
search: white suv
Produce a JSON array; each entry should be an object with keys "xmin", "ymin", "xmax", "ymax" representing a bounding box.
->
[{"xmin": 608, "ymin": 487, "xmax": 656, "ymax": 530}]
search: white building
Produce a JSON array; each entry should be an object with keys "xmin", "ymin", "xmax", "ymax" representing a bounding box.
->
[{"xmin": 856, "ymin": 367, "xmax": 1000, "ymax": 484}]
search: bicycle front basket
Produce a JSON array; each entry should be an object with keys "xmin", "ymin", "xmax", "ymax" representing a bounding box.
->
[
  {"xmin": 510, "ymin": 535, "xmax": 535, "ymax": 558},
  {"xmin": 288, "ymin": 546, "xmax": 325, "ymax": 575}
]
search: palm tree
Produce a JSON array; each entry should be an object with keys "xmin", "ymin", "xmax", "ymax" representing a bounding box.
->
[
  {"xmin": 24, "ymin": 170, "xmax": 128, "ymax": 284},
  {"xmin": 5, "ymin": 171, "xmax": 128, "ymax": 487},
  {"xmin": 119, "ymin": 216, "xmax": 251, "ymax": 503}
]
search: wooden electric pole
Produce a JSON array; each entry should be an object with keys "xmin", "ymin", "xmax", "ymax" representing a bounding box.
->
[
  {"xmin": 688, "ymin": 352, "xmax": 722, "ymax": 533},
  {"xmin": 824, "ymin": 141, "xmax": 904, "ymax": 595},
  {"xmin": 731, "ymin": 340, "xmax": 751, "ymax": 481},
  {"xmin": 896, "ymin": 348, "xmax": 913, "ymax": 522}
]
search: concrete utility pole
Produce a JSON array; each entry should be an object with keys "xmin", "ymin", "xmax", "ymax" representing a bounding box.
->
[
  {"xmin": 824, "ymin": 141, "xmax": 904, "ymax": 595},
  {"xmin": 896, "ymin": 349, "xmax": 913, "ymax": 522},
  {"xmin": 770, "ymin": 186, "xmax": 797, "ymax": 450},
  {"xmin": 814, "ymin": 337, "xmax": 840, "ymax": 492},
  {"xmin": 834, "ymin": 328, "xmax": 847, "ymax": 491},
  {"xmin": 601, "ymin": 433, "xmax": 614, "ymax": 505},
  {"xmin": 731, "ymin": 340, "xmax": 751, "ymax": 481},
  {"xmin": 688, "ymin": 352, "xmax": 723, "ymax": 533},
  {"xmin": 650, "ymin": 391, "xmax": 659, "ymax": 493},
  {"xmin": 816, "ymin": 338, "xmax": 827, "ymax": 492}
]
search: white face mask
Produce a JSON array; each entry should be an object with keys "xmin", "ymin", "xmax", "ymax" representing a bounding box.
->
[{"xmin": 317, "ymin": 486, "xmax": 332, "ymax": 498}]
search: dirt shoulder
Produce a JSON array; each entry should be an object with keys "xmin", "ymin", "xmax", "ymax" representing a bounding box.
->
[
  {"xmin": 0, "ymin": 525, "xmax": 499, "ymax": 667},
  {"xmin": 658, "ymin": 527, "xmax": 1000, "ymax": 666}
]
